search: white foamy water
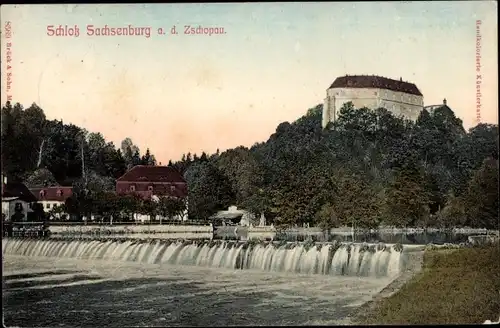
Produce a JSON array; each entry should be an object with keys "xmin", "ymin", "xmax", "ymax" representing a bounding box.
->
[
  {"xmin": 3, "ymin": 254, "xmax": 398, "ymax": 326},
  {"xmin": 2, "ymin": 239, "xmax": 403, "ymax": 277}
]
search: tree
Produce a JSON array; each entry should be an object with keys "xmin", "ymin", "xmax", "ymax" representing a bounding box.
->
[
  {"xmin": 121, "ymin": 137, "xmax": 140, "ymax": 169},
  {"xmin": 141, "ymin": 148, "xmax": 156, "ymax": 166},
  {"xmin": 96, "ymin": 192, "xmax": 121, "ymax": 223},
  {"xmin": 117, "ymin": 194, "xmax": 142, "ymax": 222},
  {"xmin": 315, "ymin": 203, "xmax": 340, "ymax": 230},
  {"xmin": 463, "ymin": 158, "xmax": 499, "ymax": 229},
  {"xmin": 139, "ymin": 198, "xmax": 157, "ymax": 221},
  {"xmin": 157, "ymin": 197, "xmax": 186, "ymax": 222},
  {"xmin": 325, "ymin": 172, "xmax": 382, "ymax": 229},
  {"xmin": 436, "ymin": 192, "xmax": 467, "ymax": 228},
  {"xmin": 184, "ymin": 161, "xmax": 234, "ymax": 219},
  {"xmin": 383, "ymin": 167, "xmax": 431, "ymax": 227},
  {"xmin": 215, "ymin": 147, "xmax": 265, "ymax": 206},
  {"xmin": 2, "ymin": 99, "xmax": 498, "ymax": 230},
  {"xmin": 29, "ymin": 203, "xmax": 47, "ymax": 222},
  {"xmin": 200, "ymin": 152, "xmax": 209, "ymax": 162},
  {"xmin": 25, "ymin": 168, "xmax": 59, "ymax": 188},
  {"xmin": 49, "ymin": 204, "xmax": 67, "ymax": 221},
  {"xmin": 132, "ymin": 150, "xmax": 141, "ymax": 167},
  {"xmin": 64, "ymin": 194, "xmax": 81, "ymax": 221}
]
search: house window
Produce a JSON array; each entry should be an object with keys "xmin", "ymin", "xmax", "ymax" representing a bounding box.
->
[
  {"xmin": 56, "ymin": 189, "xmax": 63, "ymax": 197},
  {"xmin": 170, "ymin": 186, "xmax": 176, "ymax": 192},
  {"xmin": 148, "ymin": 185, "xmax": 153, "ymax": 192},
  {"xmin": 46, "ymin": 203, "xmax": 51, "ymax": 209},
  {"xmin": 130, "ymin": 185, "xmax": 136, "ymax": 192},
  {"xmin": 39, "ymin": 190, "xmax": 46, "ymax": 198}
]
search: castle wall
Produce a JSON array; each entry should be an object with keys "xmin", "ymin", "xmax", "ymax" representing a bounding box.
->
[{"xmin": 322, "ymin": 87, "xmax": 424, "ymax": 128}]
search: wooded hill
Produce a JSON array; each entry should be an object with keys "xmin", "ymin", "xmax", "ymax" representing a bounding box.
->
[{"xmin": 2, "ymin": 101, "xmax": 498, "ymax": 229}]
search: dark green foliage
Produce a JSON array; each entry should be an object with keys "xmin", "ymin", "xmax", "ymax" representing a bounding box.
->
[
  {"xmin": 2, "ymin": 100, "xmax": 498, "ymax": 228},
  {"xmin": 171, "ymin": 102, "xmax": 497, "ymax": 227},
  {"xmin": 184, "ymin": 161, "xmax": 234, "ymax": 219}
]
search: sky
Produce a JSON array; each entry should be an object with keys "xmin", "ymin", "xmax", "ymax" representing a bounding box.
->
[{"xmin": 1, "ymin": 2, "xmax": 498, "ymax": 164}]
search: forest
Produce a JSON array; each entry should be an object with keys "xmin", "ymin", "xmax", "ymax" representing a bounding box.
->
[{"xmin": 1, "ymin": 101, "xmax": 498, "ymax": 229}]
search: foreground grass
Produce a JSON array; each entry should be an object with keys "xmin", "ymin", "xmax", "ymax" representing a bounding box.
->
[{"xmin": 359, "ymin": 244, "xmax": 500, "ymax": 325}]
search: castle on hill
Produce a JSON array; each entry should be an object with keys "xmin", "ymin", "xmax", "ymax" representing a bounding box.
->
[{"xmin": 322, "ymin": 75, "xmax": 425, "ymax": 128}]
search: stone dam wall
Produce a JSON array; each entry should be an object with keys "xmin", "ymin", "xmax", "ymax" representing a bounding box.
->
[{"xmin": 49, "ymin": 224, "xmax": 214, "ymax": 239}]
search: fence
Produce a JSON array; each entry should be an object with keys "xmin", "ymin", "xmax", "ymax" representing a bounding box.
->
[{"xmin": 48, "ymin": 219, "xmax": 211, "ymax": 226}]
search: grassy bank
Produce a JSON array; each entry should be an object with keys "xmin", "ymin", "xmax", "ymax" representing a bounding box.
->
[{"xmin": 357, "ymin": 244, "xmax": 500, "ymax": 325}]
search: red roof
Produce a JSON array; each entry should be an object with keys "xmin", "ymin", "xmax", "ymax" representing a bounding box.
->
[
  {"xmin": 117, "ymin": 165, "xmax": 186, "ymax": 183},
  {"xmin": 30, "ymin": 187, "xmax": 73, "ymax": 202},
  {"xmin": 329, "ymin": 75, "xmax": 423, "ymax": 96}
]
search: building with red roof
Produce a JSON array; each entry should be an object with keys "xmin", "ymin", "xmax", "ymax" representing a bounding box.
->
[
  {"xmin": 29, "ymin": 186, "xmax": 73, "ymax": 212},
  {"xmin": 116, "ymin": 165, "xmax": 188, "ymax": 221}
]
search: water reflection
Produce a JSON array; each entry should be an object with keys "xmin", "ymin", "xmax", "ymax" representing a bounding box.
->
[
  {"xmin": 213, "ymin": 229, "xmax": 483, "ymax": 245},
  {"xmin": 277, "ymin": 232, "xmax": 479, "ymax": 245}
]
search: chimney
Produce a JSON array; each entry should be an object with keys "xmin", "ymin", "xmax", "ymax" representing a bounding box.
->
[
  {"xmin": 400, "ymin": 77, "xmax": 403, "ymax": 82},
  {"xmin": 443, "ymin": 98, "xmax": 447, "ymax": 106}
]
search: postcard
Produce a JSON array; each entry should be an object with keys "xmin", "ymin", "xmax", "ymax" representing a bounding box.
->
[{"xmin": 1, "ymin": 2, "xmax": 498, "ymax": 327}]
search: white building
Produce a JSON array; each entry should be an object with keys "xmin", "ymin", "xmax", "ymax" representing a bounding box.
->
[
  {"xmin": 30, "ymin": 186, "xmax": 73, "ymax": 215},
  {"xmin": 322, "ymin": 75, "xmax": 424, "ymax": 128},
  {"xmin": 1, "ymin": 175, "xmax": 36, "ymax": 222},
  {"xmin": 2, "ymin": 197, "xmax": 32, "ymax": 222}
]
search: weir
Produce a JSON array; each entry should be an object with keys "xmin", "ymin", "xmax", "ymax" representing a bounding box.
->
[{"xmin": 2, "ymin": 238, "xmax": 404, "ymax": 277}]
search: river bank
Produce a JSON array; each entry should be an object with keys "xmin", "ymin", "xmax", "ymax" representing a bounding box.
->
[{"xmin": 352, "ymin": 243, "xmax": 500, "ymax": 325}]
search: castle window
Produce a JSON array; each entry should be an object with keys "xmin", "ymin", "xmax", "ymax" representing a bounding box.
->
[{"xmin": 374, "ymin": 91, "xmax": 377, "ymax": 96}]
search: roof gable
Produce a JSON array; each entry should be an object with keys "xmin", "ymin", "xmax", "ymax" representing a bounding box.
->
[
  {"xmin": 117, "ymin": 165, "xmax": 186, "ymax": 183},
  {"xmin": 2, "ymin": 182, "xmax": 38, "ymax": 202},
  {"xmin": 329, "ymin": 75, "xmax": 423, "ymax": 96}
]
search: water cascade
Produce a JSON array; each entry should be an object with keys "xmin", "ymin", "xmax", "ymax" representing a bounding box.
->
[{"xmin": 2, "ymin": 238, "xmax": 404, "ymax": 277}]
